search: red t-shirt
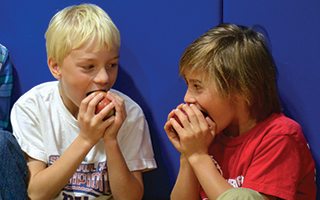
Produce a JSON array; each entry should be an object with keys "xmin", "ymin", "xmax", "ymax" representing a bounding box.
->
[{"xmin": 200, "ymin": 113, "xmax": 316, "ymax": 200}]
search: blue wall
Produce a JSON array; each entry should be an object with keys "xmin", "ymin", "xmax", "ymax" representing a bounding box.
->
[{"xmin": 1, "ymin": 1, "xmax": 319, "ymax": 199}]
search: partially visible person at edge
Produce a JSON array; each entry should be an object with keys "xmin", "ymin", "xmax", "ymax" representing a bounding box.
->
[
  {"xmin": 11, "ymin": 4, "xmax": 156, "ymax": 200},
  {"xmin": 0, "ymin": 43, "xmax": 28, "ymax": 200},
  {"xmin": 164, "ymin": 23, "xmax": 316, "ymax": 200}
]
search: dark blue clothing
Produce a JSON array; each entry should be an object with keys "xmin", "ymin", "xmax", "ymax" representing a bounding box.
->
[{"xmin": 0, "ymin": 130, "xmax": 28, "ymax": 200}]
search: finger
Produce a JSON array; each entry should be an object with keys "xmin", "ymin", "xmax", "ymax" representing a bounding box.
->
[
  {"xmin": 167, "ymin": 109, "xmax": 176, "ymax": 121},
  {"xmin": 81, "ymin": 91, "xmax": 96, "ymax": 107},
  {"xmin": 189, "ymin": 104, "xmax": 209, "ymax": 128},
  {"xmin": 88, "ymin": 92, "xmax": 105, "ymax": 114},
  {"xmin": 107, "ymin": 92, "xmax": 125, "ymax": 109},
  {"xmin": 167, "ymin": 103, "xmax": 187, "ymax": 122},
  {"xmin": 187, "ymin": 104, "xmax": 205, "ymax": 120},
  {"xmin": 206, "ymin": 117, "xmax": 216, "ymax": 135},
  {"xmin": 106, "ymin": 91, "xmax": 122, "ymax": 103},
  {"xmin": 102, "ymin": 114, "xmax": 116, "ymax": 125},
  {"xmin": 169, "ymin": 116, "xmax": 184, "ymax": 136},
  {"xmin": 97, "ymin": 101, "xmax": 115, "ymax": 121},
  {"xmin": 164, "ymin": 120, "xmax": 175, "ymax": 137},
  {"xmin": 164, "ymin": 120, "xmax": 181, "ymax": 149},
  {"xmin": 176, "ymin": 103, "xmax": 186, "ymax": 110},
  {"xmin": 79, "ymin": 92, "xmax": 98, "ymax": 118},
  {"xmin": 174, "ymin": 107, "xmax": 190, "ymax": 123},
  {"xmin": 106, "ymin": 91, "xmax": 126, "ymax": 118},
  {"xmin": 178, "ymin": 104, "xmax": 196, "ymax": 130}
]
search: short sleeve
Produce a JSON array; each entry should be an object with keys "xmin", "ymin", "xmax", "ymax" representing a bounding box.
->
[
  {"xmin": 117, "ymin": 104, "xmax": 157, "ymax": 172},
  {"xmin": 11, "ymin": 98, "xmax": 47, "ymax": 162},
  {"xmin": 242, "ymin": 135, "xmax": 301, "ymax": 200}
]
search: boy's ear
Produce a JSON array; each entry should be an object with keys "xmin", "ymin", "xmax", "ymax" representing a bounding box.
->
[{"xmin": 48, "ymin": 57, "xmax": 61, "ymax": 79}]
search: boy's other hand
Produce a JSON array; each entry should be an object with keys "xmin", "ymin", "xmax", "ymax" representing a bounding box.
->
[
  {"xmin": 102, "ymin": 91, "xmax": 127, "ymax": 142},
  {"xmin": 77, "ymin": 92, "xmax": 115, "ymax": 147}
]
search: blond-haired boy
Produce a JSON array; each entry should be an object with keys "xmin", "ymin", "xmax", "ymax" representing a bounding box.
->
[{"xmin": 12, "ymin": 4, "xmax": 156, "ymax": 200}]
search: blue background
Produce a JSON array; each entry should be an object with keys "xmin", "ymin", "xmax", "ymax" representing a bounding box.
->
[{"xmin": 1, "ymin": 1, "xmax": 319, "ymax": 199}]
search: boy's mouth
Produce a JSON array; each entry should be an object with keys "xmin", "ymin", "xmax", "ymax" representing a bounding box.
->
[
  {"xmin": 201, "ymin": 110, "xmax": 209, "ymax": 118},
  {"xmin": 86, "ymin": 90, "xmax": 107, "ymax": 96}
]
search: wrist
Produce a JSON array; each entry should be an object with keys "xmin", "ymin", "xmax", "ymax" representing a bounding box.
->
[
  {"xmin": 76, "ymin": 135, "xmax": 96, "ymax": 150},
  {"xmin": 179, "ymin": 154, "xmax": 189, "ymax": 164},
  {"xmin": 187, "ymin": 153, "xmax": 213, "ymax": 168},
  {"xmin": 103, "ymin": 138, "xmax": 119, "ymax": 149}
]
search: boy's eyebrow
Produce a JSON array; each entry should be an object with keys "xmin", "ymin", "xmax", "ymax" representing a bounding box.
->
[
  {"xmin": 189, "ymin": 79, "xmax": 202, "ymax": 83},
  {"xmin": 112, "ymin": 55, "xmax": 120, "ymax": 60},
  {"xmin": 77, "ymin": 55, "xmax": 120, "ymax": 62},
  {"xmin": 183, "ymin": 75, "xmax": 202, "ymax": 83}
]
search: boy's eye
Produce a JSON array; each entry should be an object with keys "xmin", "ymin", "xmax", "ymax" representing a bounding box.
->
[
  {"xmin": 83, "ymin": 65, "xmax": 94, "ymax": 69},
  {"xmin": 194, "ymin": 84, "xmax": 202, "ymax": 90},
  {"xmin": 108, "ymin": 63, "xmax": 118, "ymax": 68}
]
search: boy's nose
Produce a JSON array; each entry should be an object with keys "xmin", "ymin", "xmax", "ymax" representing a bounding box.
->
[
  {"xmin": 94, "ymin": 68, "xmax": 109, "ymax": 84},
  {"xmin": 184, "ymin": 89, "xmax": 196, "ymax": 104}
]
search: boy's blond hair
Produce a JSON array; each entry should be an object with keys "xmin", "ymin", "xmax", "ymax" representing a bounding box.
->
[
  {"xmin": 45, "ymin": 3, "xmax": 120, "ymax": 65},
  {"xmin": 179, "ymin": 23, "xmax": 281, "ymax": 122}
]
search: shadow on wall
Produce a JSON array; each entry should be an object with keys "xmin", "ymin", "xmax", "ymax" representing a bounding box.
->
[{"xmin": 113, "ymin": 65, "xmax": 171, "ymax": 200}]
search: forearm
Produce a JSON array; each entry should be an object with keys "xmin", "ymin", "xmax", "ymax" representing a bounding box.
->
[
  {"xmin": 28, "ymin": 136, "xmax": 94, "ymax": 200},
  {"xmin": 105, "ymin": 139, "xmax": 144, "ymax": 200},
  {"xmin": 171, "ymin": 155, "xmax": 201, "ymax": 200},
  {"xmin": 188, "ymin": 154, "xmax": 232, "ymax": 200}
]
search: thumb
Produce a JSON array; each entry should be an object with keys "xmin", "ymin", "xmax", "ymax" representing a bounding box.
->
[{"xmin": 206, "ymin": 117, "xmax": 216, "ymax": 136}]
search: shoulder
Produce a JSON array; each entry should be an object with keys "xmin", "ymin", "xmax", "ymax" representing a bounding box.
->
[
  {"xmin": 268, "ymin": 113, "xmax": 302, "ymax": 132},
  {"xmin": 251, "ymin": 113, "xmax": 314, "ymax": 167},
  {"xmin": 13, "ymin": 81, "xmax": 59, "ymax": 109},
  {"xmin": 261, "ymin": 113, "xmax": 306, "ymax": 145}
]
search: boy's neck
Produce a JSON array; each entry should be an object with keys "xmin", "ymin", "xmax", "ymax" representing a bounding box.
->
[
  {"xmin": 223, "ymin": 102, "xmax": 257, "ymax": 138},
  {"xmin": 59, "ymin": 85, "xmax": 79, "ymax": 118},
  {"xmin": 223, "ymin": 118, "xmax": 257, "ymax": 139}
]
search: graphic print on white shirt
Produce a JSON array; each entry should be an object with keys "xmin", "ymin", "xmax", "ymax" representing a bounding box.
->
[{"xmin": 49, "ymin": 155, "xmax": 111, "ymax": 198}]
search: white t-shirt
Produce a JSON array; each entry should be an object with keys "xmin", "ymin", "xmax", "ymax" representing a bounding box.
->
[{"xmin": 11, "ymin": 81, "xmax": 157, "ymax": 200}]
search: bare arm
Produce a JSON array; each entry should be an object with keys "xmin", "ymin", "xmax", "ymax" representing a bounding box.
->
[
  {"xmin": 26, "ymin": 136, "xmax": 95, "ymax": 200},
  {"xmin": 26, "ymin": 92, "xmax": 114, "ymax": 199},
  {"xmin": 105, "ymin": 140, "xmax": 144, "ymax": 200},
  {"xmin": 170, "ymin": 155, "xmax": 201, "ymax": 200},
  {"xmin": 164, "ymin": 105, "xmax": 201, "ymax": 200},
  {"xmin": 102, "ymin": 91, "xmax": 144, "ymax": 199},
  {"xmin": 171, "ymin": 104, "xmax": 278, "ymax": 200},
  {"xmin": 166, "ymin": 104, "xmax": 232, "ymax": 200},
  {"xmin": 188, "ymin": 154, "xmax": 233, "ymax": 200}
]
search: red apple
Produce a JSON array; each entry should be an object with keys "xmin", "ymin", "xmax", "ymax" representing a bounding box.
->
[{"xmin": 94, "ymin": 92, "xmax": 115, "ymax": 119}]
